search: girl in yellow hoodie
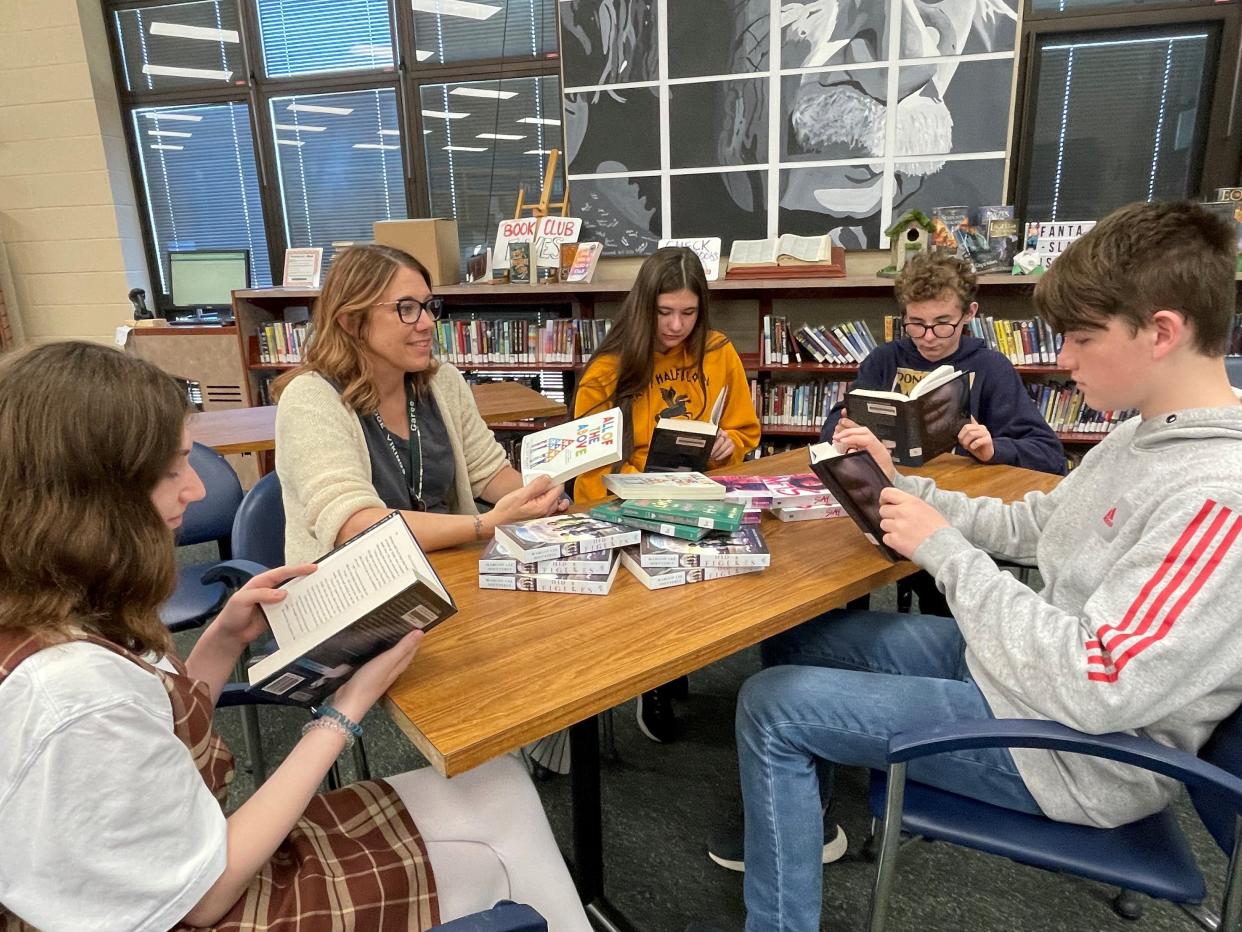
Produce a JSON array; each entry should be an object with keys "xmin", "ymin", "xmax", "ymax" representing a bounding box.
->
[{"xmin": 573, "ymin": 247, "xmax": 761, "ymax": 504}]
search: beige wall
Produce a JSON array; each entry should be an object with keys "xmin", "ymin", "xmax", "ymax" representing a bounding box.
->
[{"xmin": 0, "ymin": 0, "xmax": 150, "ymax": 346}]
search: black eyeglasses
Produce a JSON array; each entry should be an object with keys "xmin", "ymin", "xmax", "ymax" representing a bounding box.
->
[
  {"xmin": 902, "ymin": 315, "xmax": 967, "ymax": 338},
  {"xmin": 375, "ymin": 296, "xmax": 445, "ymax": 324}
]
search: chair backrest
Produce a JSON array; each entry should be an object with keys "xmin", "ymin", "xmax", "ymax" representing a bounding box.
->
[
  {"xmin": 1224, "ymin": 355, "xmax": 1242, "ymax": 390},
  {"xmin": 178, "ymin": 443, "xmax": 244, "ymax": 550},
  {"xmin": 231, "ymin": 470, "xmax": 286, "ymax": 569},
  {"xmin": 1188, "ymin": 703, "xmax": 1242, "ymax": 855}
]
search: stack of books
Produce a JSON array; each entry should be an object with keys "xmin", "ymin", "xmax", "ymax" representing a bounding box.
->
[
  {"xmin": 713, "ymin": 473, "xmax": 845, "ymax": 522},
  {"xmin": 481, "ymin": 513, "xmax": 639, "ymax": 595},
  {"xmin": 619, "ymin": 526, "xmax": 771, "ymax": 590}
]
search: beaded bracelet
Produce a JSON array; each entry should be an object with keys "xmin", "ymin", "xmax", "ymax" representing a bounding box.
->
[
  {"xmin": 313, "ymin": 704, "xmax": 364, "ymax": 738},
  {"xmin": 302, "ymin": 716, "xmax": 356, "ymax": 750}
]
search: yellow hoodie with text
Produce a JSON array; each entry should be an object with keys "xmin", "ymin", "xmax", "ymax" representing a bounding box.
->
[{"xmin": 572, "ymin": 333, "xmax": 761, "ymax": 502}]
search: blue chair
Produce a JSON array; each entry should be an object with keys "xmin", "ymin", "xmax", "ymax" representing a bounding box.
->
[
  {"xmin": 161, "ymin": 443, "xmax": 244, "ymax": 632},
  {"xmin": 434, "ymin": 901, "xmax": 547, "ymax": 930},
  {"xmin": 1224, "ymin": 355, "xmax": 1242, "ymax": 389},
  {"xmin": 866, "ymin": 710, "xmax": 1242, "ymax": 931}
]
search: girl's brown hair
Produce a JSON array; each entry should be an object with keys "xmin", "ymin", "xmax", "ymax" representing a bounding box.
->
[
  {"xmin": 274, "ymin": 244, "xmax": 436, "ymax": 412},
  {"xmin": 0, "ymin": 342, "xmax": 191, "ymax": 655},
  {"xmin": 575, "ymin": 247, "xmax": 727, "ymax": 459}
]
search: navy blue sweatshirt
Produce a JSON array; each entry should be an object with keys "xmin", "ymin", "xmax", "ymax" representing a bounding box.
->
[{"xmin": 819, "ymin": 335, "xmax": 1067, "ymax": 475}]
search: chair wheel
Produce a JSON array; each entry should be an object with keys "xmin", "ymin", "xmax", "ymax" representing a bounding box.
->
[{"xmin": 1112, "ymin": 890, "xmax": 1145, "ymax": 921}]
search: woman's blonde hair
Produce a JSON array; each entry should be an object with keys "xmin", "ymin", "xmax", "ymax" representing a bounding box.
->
[
  {"xmin": 0, "ymin": 342, "xmax": 189, "ymax": 655},
  {"xmin": 275, "ymin": 244, "xmax": 436, "ymax": 412}
]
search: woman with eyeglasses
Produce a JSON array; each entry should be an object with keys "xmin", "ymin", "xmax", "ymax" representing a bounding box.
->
[{"xmin": 275, "ymin": 244, "xmax": 567, "ymax": 562}]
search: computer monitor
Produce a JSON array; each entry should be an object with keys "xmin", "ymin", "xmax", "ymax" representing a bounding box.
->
[{"xmin": 168, "ymin": 249, "xmax": 250, "ymax": 319}]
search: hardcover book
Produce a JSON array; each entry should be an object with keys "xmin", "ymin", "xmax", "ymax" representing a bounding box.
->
[
  {"xmin": 247, "ymin": 512, "xmax": 456, "ymax": 705},
  {"xmin": 479, "ymin": 554, "xmax": 620, "ymax": 596},
  {"xmin": 477, "ymin": 537, "xmax": 615, "ymax": 576},
  {"xmin": 521, "ymin": 407, "xmax": 623, "ymax": 485},
  {"xmin": 619, "ymin": 498, "xmax": 745, "ymax": 533},
  {"xmin": 587, "ymin": 500, "xmax": 713, "ymax": 541},
  {"xmin": 619, "ymin": 548, "xmax": 760, "ymax": 590},
  {"xmin": 807, "ymin": 442, "xmax": 900, "ymax": 562},
  {"xmin": 602, "ymin": 471, "xmax": 726, "ymax": 501},
  {"xmin": 847, "ymin": 364, "xmax": 970, "ymax": 466},
  {"xmin": 493, "ymin": 513, "xmax": 641, "ymax": 564},
  {"xmin": 637, "ymin": 526, "xmax": 770, "ymax": 569},
  {"xmin": 508, "ymin": 241, "xmax": 531, "ymax": 285},
  {"xmin": 646, "ymin": 387, "xmax": 729, "ymax": 473}
]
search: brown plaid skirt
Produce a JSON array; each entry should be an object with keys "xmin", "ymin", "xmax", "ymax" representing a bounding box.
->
[{"xmin": 0, "ymin": 633, "xmax": 438, "ymax": 931}]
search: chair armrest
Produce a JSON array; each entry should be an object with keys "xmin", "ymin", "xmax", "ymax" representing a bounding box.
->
[
  {"xmin": 202, "ymin": 559, "xmax": 271, "ymax": 589},
  {"xmin": 432, "ymin": 901, "xmax": 547, "ymax": 931},
  {"xmin": 888, "ymin": 718, "xmax": 1242, "ymax": 804},
  {"xmin": 216, "ymin": 682, "xmax": 308, "ymax": 709}
]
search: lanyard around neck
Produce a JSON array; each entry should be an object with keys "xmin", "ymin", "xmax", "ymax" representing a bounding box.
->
[{"xmin": 374, "ymin": 378, "xmax": 425, "ymax": 512}]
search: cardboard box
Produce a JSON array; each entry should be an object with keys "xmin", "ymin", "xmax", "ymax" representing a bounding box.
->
[{"xmin": 373, "ymin": 219, "xmax": 461, "ymax": 286}]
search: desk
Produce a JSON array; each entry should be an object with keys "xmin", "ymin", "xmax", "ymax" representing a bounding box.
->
[
  {"xmin": 187, "ymin": 382, "xmax": 567, "ymax": 456},
  {"xmin": 383, "ymin": 451, "xmax": 1060, "ymax": 929}
]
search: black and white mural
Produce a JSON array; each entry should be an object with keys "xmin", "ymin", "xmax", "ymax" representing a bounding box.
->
[{"xmin": 559, "ymin": 0, "xmax": 1018, "ymax": 254}]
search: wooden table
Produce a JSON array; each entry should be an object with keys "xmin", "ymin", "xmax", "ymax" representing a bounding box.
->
[
  {"xmin": 382, "ymin": 450, "xmax": 1060, "ymax": 929},
  {"xmin": 188, "ymin": 382, "xmax": 566, "ymax": 456}
]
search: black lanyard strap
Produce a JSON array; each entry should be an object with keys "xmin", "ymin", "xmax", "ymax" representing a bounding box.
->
[{"xmin": 374, "ymin": 378, "xmax": 426, "ymax": 511}]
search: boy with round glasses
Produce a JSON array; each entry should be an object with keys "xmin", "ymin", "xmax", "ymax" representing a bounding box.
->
[{"xmin": 821, "ymin": 250, "xmax": 1066, "ymax": 476}]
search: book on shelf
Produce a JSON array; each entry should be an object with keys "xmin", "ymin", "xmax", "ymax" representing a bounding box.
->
[
  {"xmin": 602, "ymin": 471, "xmax": 726, "ymax": 500},
  {"xmin": 619, "ymin": 497, "xmax": 745, "ymax": 533},
  {"xmin": 636, "ymin": 526, "xmax": 771, "ymax": 569},
  {"xmin": 807, "ymin": 442, "xmax": 901, "ymax": 562},
  {"xmin": 930, "ymin": 206, "xmax": 970, "ymax": 256},
  {"xmin": 520, "ymin": 407, "xmax": 622, "ymax": 485},
  {"xmin": 246, "ymin": 512, "xmax": 456, "ymax": 705},
  {"xmin": 565, "ymin": 242, "xmax": 603, "ymax": 283},
  {"xmin": 479, "ymin": 552, "xmax": 620, "ymax": 596},
  {"xmin": 508, "ymin": 241, "xmax": 532, "ymax": 284},
  {"xmin": 531, "ymin": 216, "xmax": 582, "ymax": 277},
  {"xmin": 493, "ymin": 513, "xmax": 641, "ymax": 564},
  {"xmin": 752, "ymin": 378, "xmax": 848, "ymax": 430},
  {"xmin": 477, "ymin": 537, "xmax": 615, "ymax": 576},
  {"xmin": 726, "ymin": 234, "xmax": 845, "ymax": 278},
  {"xmin": 646, "ymin": 387, "xmax": 728, "ymax": 472},
  {"xmin": 847, "ymin": 364, "xmax": 970, "ymax": 466},
  {"xmin": 587, "ymin": 500, "xmax": 713, "ymax": 541},
  {"xmin": 965, "ymin": 316, "xmax": 1060, "ymax": 366},
  {"xmin": 620, "ymin": 547, "xmax": 761, "ymax": 590}
]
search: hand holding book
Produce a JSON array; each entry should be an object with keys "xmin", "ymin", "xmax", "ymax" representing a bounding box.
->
[
  {"xmin": 876, "ymin": 485, "xmax": 951, "ymax": 561},
  {"xmin": 831, "ymin": 417, "xmax": 897, "ymax": 480}
]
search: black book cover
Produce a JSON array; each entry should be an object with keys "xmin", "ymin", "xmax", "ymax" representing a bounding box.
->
[
  {"xmin": 807, "ymin": 444, "xmax": 901, "ymax": 562},
  {"xmin": 847, "ymin": 370, "xmax": 970, "ymax": 466},
  {"xmin": 646, "ymin": 418, "xmax": 715, "ymax": 472}
]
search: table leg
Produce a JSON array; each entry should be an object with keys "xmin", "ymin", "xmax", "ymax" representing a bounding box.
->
[{"xmin": 569, "ymin": 716, "xmax": 636, "ymax": 932}]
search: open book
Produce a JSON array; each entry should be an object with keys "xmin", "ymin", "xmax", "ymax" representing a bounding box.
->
[
  {"xmin": 646, "ymin": 387, "xmax": 728, "ymax": 473},
  {"xmin": 729, "ymin": 233, "xmax": 835, "ymax": 267},
  {"xmin": 247, "ymin": 512, "xmax": 457, "ymax": 706},
  {"xmin": 521, "ymin": 406, "xmax": 623, "ymax": 485},
  {"xmin": 847, "ymin": 365, "xmax": 970, "ymax": 466},
  {"xmin": 808, "ymin": 442, "xmax": 900, "ymax": 562}
]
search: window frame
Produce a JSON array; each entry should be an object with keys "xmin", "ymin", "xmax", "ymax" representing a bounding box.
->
[
  {"xmin": 103, "ymin": 0, "xmax": 563, "ymax": 315},
  {"xmin": 1009, "ymin": 1, "xmax": 1242, "ymax": 222}
]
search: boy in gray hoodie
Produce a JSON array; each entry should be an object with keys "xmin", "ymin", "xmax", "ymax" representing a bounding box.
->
[{"xmin": 735, "ymin": 200, "xmax": 1242, "ymax": 932}]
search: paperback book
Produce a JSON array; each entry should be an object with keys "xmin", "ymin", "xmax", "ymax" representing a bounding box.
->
[
  {"xmin": 493, "ymin": 513, "xmax": 641, "ymax": 564},
  {"xmin": 646, "ymin": 387, "xmax": 729, "ymax": 473},
  {"xmin": 847, "ymin": 364, "xmax": 970, "ymax": 466},
  {"xmin": 637, "ymin": 526, "xmax": 770, "ymax": 569},
  {"xmin": 807, "ymin": 442, "xmax": 900, "ymax": 562},
  {"xmin": 772, "ymin": 502, "xmax": 846, "ymax": 522},
  {"xmin": 619, "ymin": 498, "xmax": 744, "ymax": 533},
  {"xmin": 247, "ymin": 512, "xmax": 456, "ymax": 705},
  {"xmin": 477, "ymin": 537, "xmax": 615, "ymax": 576},
  {"xmin": 602, "ymin": 471, "xmax": 726, "ymax": 501},
  {"xmin": 587, "ymin": 500, "xmax": 713, "ymax": 541},
  {"xmin": 479, "ymin": 552, "xmax": 620, "ymax": 596},
  {"xmin": 620, "ymin": 548, "xmax": 761, "ymax": 590},
  {"xmin": 714, "ymin": 474, "xmax": 776, "ymax": 509},
  {"xmin": 521, "ymin": 407, "xmax": 623, "ymax": 485},
  {"xmin": 760, "ymin": 474, "xmax": 835, "ymax": 508}
]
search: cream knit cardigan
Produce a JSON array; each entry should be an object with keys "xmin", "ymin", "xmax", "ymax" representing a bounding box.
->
[{"xmin": 274, "ymin": 366, "xmax": 509, "ymax": 564}]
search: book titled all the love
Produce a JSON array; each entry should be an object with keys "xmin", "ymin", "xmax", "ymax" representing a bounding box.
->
[{"xmin": 521, "ymin": 407, "xmax": 623, "ymax": 485}]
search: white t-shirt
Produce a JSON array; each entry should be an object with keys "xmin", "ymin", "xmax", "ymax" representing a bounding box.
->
[{"xmin": 0, "ymin": 641, "xmax": 227, "ymax": 931}]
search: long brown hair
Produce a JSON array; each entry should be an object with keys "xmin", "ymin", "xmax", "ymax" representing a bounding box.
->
[
  {"xmin": 576, "ymin": 246, "xmax": 727, "ymax": 457},
  {"xmin": 274, "ymin": 244, "xmax": 437, "ymax": 411},
  {"xmin": 0, "ymin": 342, "xmax": 190, "ymax": 655}
]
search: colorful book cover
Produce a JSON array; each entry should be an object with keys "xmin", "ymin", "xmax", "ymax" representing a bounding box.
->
[
  {"xmin": 772, "ymin": 502, "xmax": 846, "ymax": 522},
  {"xmin": 637, "ymin": 526, "xmax": 770, "ymax": 569},
  {"xmin": 760, "ymin": 474, "xmax": 835, "ymax": 508},
  {"xmin": 493, "ymin": 513, "xmax": 641, "ymax": 564},
  {"xmin": 619, "ymin": 498, "xmax": 744, "ymax": 532},
  {"xmin": 521, "ymin": 407, "xmax": 622, "ymax": 485},
  {"xmin": 508, "ymin": 241, "xmax": 531, "ymax": 284},
  {"xmin": 930, "ymin": 206, "xmax": 970, "ymax": 256},
  {"xmin": 713, "ymin": 474, "xmax": 775, "ymax": 509},
  {"xmin": 587, "ymin": 501, "xmax": 712, "ymax": 541}
]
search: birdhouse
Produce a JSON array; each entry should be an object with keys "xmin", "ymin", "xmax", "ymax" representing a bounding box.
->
[{"xmin": 879, "ymin": 210, "xmax": 934, "ymax": 278}]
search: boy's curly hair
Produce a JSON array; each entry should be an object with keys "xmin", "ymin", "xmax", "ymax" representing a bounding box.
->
[{"xmin": 894, "ymin": 252, "xmax": 977, "ymax": 312}]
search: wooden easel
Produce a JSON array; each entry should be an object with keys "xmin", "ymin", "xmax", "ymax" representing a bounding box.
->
[{"xmin": 514, "ymin": 147, "xmax": 569, "ymax": 219}]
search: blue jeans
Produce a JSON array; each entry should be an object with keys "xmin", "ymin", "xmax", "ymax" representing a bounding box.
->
[{"xmin": 738, "ymin": 610, "xmax": 1041, "ymax": 932}]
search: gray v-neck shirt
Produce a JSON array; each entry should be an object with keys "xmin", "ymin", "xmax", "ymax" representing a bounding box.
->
[{"xmin": 358, "ymin": 391, "xmax": 455, "ymax": 514}]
